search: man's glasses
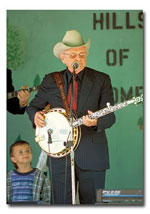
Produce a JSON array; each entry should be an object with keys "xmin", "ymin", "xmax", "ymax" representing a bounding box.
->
[{"xmin": 63, "ymin": 52, "xmax": 87, "ymax": 59}]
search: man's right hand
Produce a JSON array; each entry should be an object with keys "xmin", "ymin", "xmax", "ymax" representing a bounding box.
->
[{"xmin": 34, "ymin": 111, "xmax": 45, "ymax": 128}]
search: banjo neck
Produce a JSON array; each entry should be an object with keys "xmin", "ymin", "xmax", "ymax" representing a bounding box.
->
[
  {"xmin": 72, "ymin": 95, "xmax": 143, "ymax": 128},
  {"xmin": 7, "ymin": 86, "xmax": 39, "ymax": 100}
]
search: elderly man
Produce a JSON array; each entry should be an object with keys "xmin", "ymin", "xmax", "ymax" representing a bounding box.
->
[{"xmin": 26, "ymin": 30, "xmax": 116, "ymax": 204}]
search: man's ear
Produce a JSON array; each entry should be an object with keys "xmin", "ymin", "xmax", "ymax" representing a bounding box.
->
[{"xmin": 60, "ymin": 53, "xmax": 66, "ymax": 64}]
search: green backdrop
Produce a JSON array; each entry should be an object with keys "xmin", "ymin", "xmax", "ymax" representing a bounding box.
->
[{"xmin": 7, "ymin": 10, "xmax": 143, "ymax": 190}]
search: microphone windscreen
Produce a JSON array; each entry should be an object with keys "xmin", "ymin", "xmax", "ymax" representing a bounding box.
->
[{"xmin": 72, "ymin": 62, "xmax": 80, "ymax": 70}]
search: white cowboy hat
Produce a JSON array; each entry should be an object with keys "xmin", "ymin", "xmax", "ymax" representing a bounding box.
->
[{"xmin": 53, "ymin": 30, "xmax": 90, "ymax": 58}]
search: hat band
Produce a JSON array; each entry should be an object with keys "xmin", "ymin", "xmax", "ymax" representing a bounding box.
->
[{"xmin": 63, "ymin": 41, "xmax": 85, "ymax": 47}]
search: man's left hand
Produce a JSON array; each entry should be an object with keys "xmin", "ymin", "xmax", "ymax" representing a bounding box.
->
[{"xmin": 82, "ymin": 110, "xmax": 98, "ymax": 127}]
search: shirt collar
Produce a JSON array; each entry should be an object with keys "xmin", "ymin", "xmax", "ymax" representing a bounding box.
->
[{"xmin": 66, "ymin": 67, "xmax": 85, "ymax": 84}]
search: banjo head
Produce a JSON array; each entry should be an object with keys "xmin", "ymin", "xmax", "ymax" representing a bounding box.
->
[{"xmin": 35, "ymin": 108, "xmax": 81, "ymax": 158}]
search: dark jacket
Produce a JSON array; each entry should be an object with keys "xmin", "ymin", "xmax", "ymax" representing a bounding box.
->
[
  {"xmin": 7, "ymin": 69, "xmax": 26, "ymax": 114},
  {"xmin": 26, "ymin": 67, "xmax": 116, "ymax": 171}
]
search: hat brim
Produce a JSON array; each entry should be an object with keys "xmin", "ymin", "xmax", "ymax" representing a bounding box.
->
[{"xmin": 53, "ymin": 39, "xmax": 90, "ymax": 59}]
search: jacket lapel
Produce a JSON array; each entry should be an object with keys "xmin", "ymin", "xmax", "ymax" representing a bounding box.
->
[{"xmin": 77, "ymin": 68, "xmax": 94, "ymax": 115}]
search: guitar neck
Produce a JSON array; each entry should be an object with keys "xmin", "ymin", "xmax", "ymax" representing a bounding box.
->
[
  {"xmin": 7, "ymin": 86, "xmax": 39, "ymax": 100},
  {"xmin": 72, "ymin": 99, "xmax": 135, "ymax": 128}
]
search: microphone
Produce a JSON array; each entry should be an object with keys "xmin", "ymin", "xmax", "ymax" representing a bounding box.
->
[
  {"xmin": 72, "ymin": 62, "xmax": 80, "ymax": 70},
  {"xmin": 47, "ymin": 129, "xmax": 53, "ymax": 144},
  {"xmin": 48, "ymin": 129, "xmax": 53, "ymax": 135}
]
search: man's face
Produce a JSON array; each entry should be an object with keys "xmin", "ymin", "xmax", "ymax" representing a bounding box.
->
[
  {"xmin": 11, "ymin": 144, "xmax": 32, "ymax": 166},
  {"xmin": 60, "ymin": 46, "xmax": 87, "ymax": 74}
]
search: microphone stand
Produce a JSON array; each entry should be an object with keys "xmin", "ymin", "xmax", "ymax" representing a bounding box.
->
[
  {"xmin": 47, "ymin": 129, "xmax": 55, "ymax": 204},
  {"xmin": 68, "ymin": 68, "xmax": 76, "ymax": 205}
]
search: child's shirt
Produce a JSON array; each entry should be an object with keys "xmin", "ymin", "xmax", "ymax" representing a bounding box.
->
[
  {"xmin": 7, "ymin": 168, "xmax": 51, "ymax": 204},
  {"xmin": 11, "ymin": 169, "xmax": 35, "ymax": 202}
]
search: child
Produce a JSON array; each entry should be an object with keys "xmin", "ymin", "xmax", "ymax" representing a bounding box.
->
[{"xmin": 7, "ymin": 140, "xmax": 50, "ymax": 204}]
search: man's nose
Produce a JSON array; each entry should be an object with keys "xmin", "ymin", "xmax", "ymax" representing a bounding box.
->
[{"xmin": 76, "ymin": 54, "xmax": 80, "ymax": 60}]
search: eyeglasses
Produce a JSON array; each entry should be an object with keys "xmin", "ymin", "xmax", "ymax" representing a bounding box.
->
[{"xmin": 63, "ymin": 52, "xmax": 87, "ymax": 59}]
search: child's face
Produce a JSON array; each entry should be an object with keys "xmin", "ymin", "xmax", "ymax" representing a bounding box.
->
[{"xmin": 11, "ymin": 144, "xmax": 32, "ymax": 166}]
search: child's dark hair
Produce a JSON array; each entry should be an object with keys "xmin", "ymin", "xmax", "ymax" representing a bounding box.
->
[{"xmin": 10, "ymin": 140, "xmax": 31, "ymax": 169}]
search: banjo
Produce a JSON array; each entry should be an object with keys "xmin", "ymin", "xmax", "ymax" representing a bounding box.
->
[{"xmin": 35, "ymin": 94, "xmax": 143, "ymax": 158}]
